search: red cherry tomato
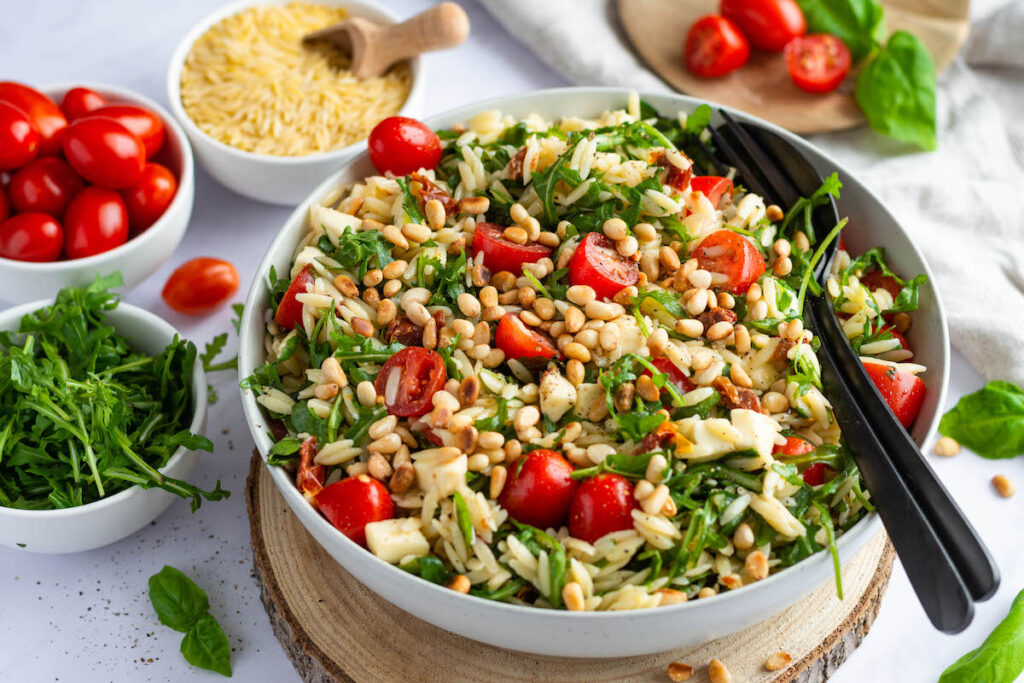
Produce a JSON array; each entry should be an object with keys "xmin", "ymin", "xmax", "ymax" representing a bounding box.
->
[
  {"xmin": 367, "ymin": 116, "xmax": 442, "ymax": 176},
  {"xmin": 499, "ymin": 449, "xmax": 579, "ymax": 530},
  {"xmin": 784, "ymin": 34, "xmax": 852, "ymax": 94},
  {"xmin": 693, "ymin": 229, "xmax": 766, "ymax": 294},
  {"xmin": 773, "ymin": 435, "xmax": 815, "ymax": 456},
  {"xmin": 63, "ymin": 187, "xmax": 129, "ymax": 259},
  {"xmin": 0, "ymin": 185, "xmax": 8, "ymax": 223},
  {"xmin": 274, "ymin": 264, "xmax": 315, "ymax": 329},
  {"xmin": 721, "ymin": 0, "xmax": 807, "ymax": 52},
  {"xmin": 315, "ymin": 475, "xmax": 394, "ymax": 547},
  {"xmin": 296, "ymin": 436, "xmax": 325, "ymax": 499},
  {"xmin": 374, "ymin": 347, "xmax": 447, "ymax": 418},
  {"xmin": 8, "ymin": 157, "xmax": 85, "ymax": 219},
  {"xmin": 689, "ymin": 176, "xmax": 734, "ymax": 209},
  {"xmin": 801, "ymin": 462, "xmax": 836, "ymax": 486},
  {"xmin": 568, "ymin": 474, "xmax": 639, "ymax": 544},
  {"xmin": 471, "ymin": 222, "xmax": 552, "ymax": 275},
  {"xmin": 0, "ymin": 213, "xmax": 63, "ymax": 262},
  {"xmin": 60, "ymin": 87, "xmax": 107, "ymax": 121},
  {"xmin": 642, "ymin": 357, "xmax": 696, "ymax": 399},
  {"xmin": 0, "ymin": 82, "xmax": 67, "ymax": 157},
  {"xmin": 684, "ymin": 15, "xmax": 750, "ymax": 78},
  {"xmin": 121, "ymin": 162, "xmax": 177, "ymax": 232},
  {"xmin": 862, "ymin": 361, "xmax": 926, "ymax": 429},
  {"xmin": 880, "ymin": 325, "xmax": 910, "ymax": 353},
  {"xmin": 859, "ymin": 269, "xmax": 902, "ymax": 300},
  {"xmin": 495, "ymin": 314, "xmax": 560, "ymax": 361},
  {"xmin": 162, "ymin": 257, "xmax": 240, "ymax": 316},
  {"xmin": 86, "ymin": 104, "xmax": 165, "ymax": 158},
  {"xmin": 0, "ymin": 101, "xmax": 39, "ymax": 170},
  {"xmin": 569, "ymin": 232, "xmax": 640, "ymax": 301},
  {"xmin": 62, "ymin": 117, "xmax": 145, "ymax": 189}
]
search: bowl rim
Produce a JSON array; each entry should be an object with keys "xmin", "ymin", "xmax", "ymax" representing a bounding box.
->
[
  {"xmin": 238, "ymin": 86, "xmax": 948, "ymax": 622},
  {"xmin": 0, "ymin": 297, "xmax": 208, "ymax": 517},
  {"xmin": 0, "ymin": 82, "xmax": 195, "ymax": 273},
  {"xmin": 163, "ymin": 0, "xmax": 426, "ymax": 166}
]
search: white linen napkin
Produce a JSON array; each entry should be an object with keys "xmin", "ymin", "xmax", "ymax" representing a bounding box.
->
[{"xmin": 477, "ymin": 0, "xmax": 1024, "ymax": 386}]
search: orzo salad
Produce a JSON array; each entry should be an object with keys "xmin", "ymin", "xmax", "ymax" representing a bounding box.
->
[{"xmin": 244, "ymin": 97, "xmax": 928, "ymax": 611}]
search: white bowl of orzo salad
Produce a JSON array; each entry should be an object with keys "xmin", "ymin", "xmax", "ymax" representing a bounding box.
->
[{"xmin": 238, "ymin": 88, "xmax": 948, "ymax": 657}]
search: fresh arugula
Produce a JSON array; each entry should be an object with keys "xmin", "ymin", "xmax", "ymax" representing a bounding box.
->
[
  {"xmin": 318, "ymin": 227, "xmax": 395, "ymax": 278},
  {"xmin": 415, "ymin": 250, "xmax": 468, "ymax": 308},
  {"xmin": 938, "ymin": 381, "xmax": 1024, "ymax": 460},
  {"xmin": 149, "ymin": 566, "xmax": 232, "ymax": 677}
]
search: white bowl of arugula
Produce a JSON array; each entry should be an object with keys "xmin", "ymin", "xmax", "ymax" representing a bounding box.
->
[{"xmin": 0, "ymin": 274, "xmax": 226, "ymax": 554}]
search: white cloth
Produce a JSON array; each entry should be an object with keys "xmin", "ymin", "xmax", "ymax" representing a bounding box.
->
[{"xmin": 478, "ymin": 0, "xmax": 1024, "ymax": 385}]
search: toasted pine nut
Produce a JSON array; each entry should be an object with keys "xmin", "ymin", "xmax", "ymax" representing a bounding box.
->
[
  {"xmin": 481, "ymin": 305, "xmax": 505, "ymax": 322},
  {"xmin": 599, "ymin": 322, "xmax": 620, "ymax": 351},
  {"xmin": 489, "ymin": 465, "xmax": 507, "ymax": 499},
  {"xmin": 478, "ymin": 431, "xmax": 505, "ymax": 450},
  {"xmin": 564, "ymin": 342, "xmax": 591, "ymax": 362},
  {"xmin": 717, "ymin": 291, "xmax": 735, "ymax": 309},
  {"xmin": 315, "ymin": 383, "xmax": 339, "ymax": 401},
  {"xmin": 647, "ymin": 327, "xmax": 669, "ymax": 355},
  {"xmin": 574, "ymin": 328, "xmax": 598, "ymax": 349},
  {"xmin": 351, "ymin": 317, "xmax": 374, "ymax": 338},
  {"xmin": 382, "ymin": 259, "xmax": 408, "ymax": 280},
  {"xmin": 765, "ymin": 651, "xmax": 792, "ymax": 672},
  {"xmin": 422, "ymin": 318, "xmax": 437, "ymax": 349},
  {"xmin": 402, "ymin": 222, "xmax": 432, "ymax": 243},
  {"xmin": 369, "ymin": 433, "xmax": 401, "ymax": 454},
  {"xmin": 321, "ymin": 356, "xmax": 347, "ymax": 387},
  {"xmin": 457, "ymin": 425, "xmax": 478, "ymax": 453},
  {"xmin": 564, "ymin": 306, "xmax": 585, "ymax": 333},
  {"xmin": 934, "ymin": 436, "xmax": 960, "ymax": 457},
  {"xmin": 657, "ymin": 588, "xmax": 688, "ymax": 606},
  {"xmin": 745, "ymin": 550, "xmax": 769, "ymax": 581},
  {"xmin": 732, "ymin": 523, "xmax": 754, "ymax": 550},
  {"xmin": 513, "ymin": 405, "xmax": 540, "ymax": 432},
  {"xmin": 534, "ymin": 298, "xmax": 555, "ymax": 320},
  {"xmin": 362, "ymin": 268, "xmax": 383, "ymax": 287},
  {"xmin": 794, "ymin": 230, "xmax": 810, "ymax": 252},
  {"xmin": 666, "ymin": 661, "xmax": 694, "ymax": 682},
  {"xmin": 382, "ymin": 279, "xmax": 402, "ymax": 298},
  {"xmin": 746, "ymin": 282, "xmax": 763, "ymax": 303},
  {"xmin": 659, "ymin": 245, "xmax": 681, "ymax": 272},
  {"xmin": 634, "ymin": 222, "xmax": 657, "ymax": 241},
  {"xmin": 773, "ymin": 238, "xmax": 792, "ymax": 258},
  {"xmin": 459, "ymin": 195, "xmax": 489, "ymax": 214},
  {"xmin": 603, "ymin": 217, "xmax": 628, "ymax": 240},
  {"xmin": 646, "ymin": 454, "xmax": 668, "ymax": 483},
  {"xmin": 367, "ymin": 452, "xmax": 392, "ymax": 481},
  {"xmin": 733, "ymin": 324, "xmax": 751, "ymax": 353},
  {"xmin": 567, "ymin": 284, "xmax": 596, "ymax": 307},
  {"xmin": 616, "ymin": 235, "xmax": 639, "ymax": 258},
  {"xmin": 993, "ymin": 475, "xmax": 1015, "ymax": 498},
  {"xmin": 614, "ymin": 382, "xmax": 634, "ymax": 413},
  {"xmin": 368, "ymin": 415, "xmax": 398, "ymax": 441},
  {"xmin": 562, "ymin": 581, "xmax": 586, "ymax": 611},
  {"xmin": 698, "ymin": 587, "xmax": 717, "ymax": 599},
  {"xmin": 356, "ymin": 380, "xmax": 377, "ymax": 407},
  {"xmin": 458, "ymin": 375, "xmax": 481, "ymax": 406},
  {"xmin": 424, "ymin": 199, "xmax": 446, "ymax": 229},
  {"xmin": 456, "ymin": 292, "xmax": 481, "ymax": 318},
  {"xmin": 707, "ymin": 321, "xmax": 733, "ymax": 341},
  {"xmin": 333, "ymin": 274, "xmax": 359, "ymax": 297},
  {"xmin": 636, "ymin": 374, "xmax": 661, "ymax": 402},
  {"xmin": 675, "ymin": 318, "xmax": 704, "ymax": 338},
  {"xmin": 708, "ymin": 658, "xmax": 732, "ymax": 683},
  {"xmin": 773, "ymin": 256, "xmax": 793, "ymax": 276},
  {"xmin": 730, "ymin": 364, "xmax": 753, "ymax": 388},
  {"xmin": 382, "ymin": 224, "xmax": 408, "ymax": 249},
  {"xmin": 445, "ymin": 575, "xmax": 471, "ymax": 593},
  {"xmin": 503, "ymin": 226, "xmax": 528, "ymax": 244},
  {"xmin": 684, "ymin": 288, "xmax": 709, "ymax": 316}
]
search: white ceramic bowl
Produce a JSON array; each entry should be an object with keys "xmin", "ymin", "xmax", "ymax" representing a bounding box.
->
[
  {"xmin": 0, "ymin": 83, "xmax": 194, "ymax": 306},
  {"xmin": 165, "ymin": 0, "xmax": 426, "ymax": 206},
  {"xmin": 238, "ymin": 88, "xmax": 950, "ymax": 657},
  {"xmin": 0, "ymin": 299, "xmax": 208, "ymax": 554}
]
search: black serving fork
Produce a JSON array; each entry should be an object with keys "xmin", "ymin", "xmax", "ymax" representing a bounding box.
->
[{"xmin": 703, "ymin": 110, "xmax": 999, "ymax": 633}]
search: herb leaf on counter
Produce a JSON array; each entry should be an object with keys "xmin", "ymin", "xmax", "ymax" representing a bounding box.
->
[
  {"xmin": 939, "ymin": 381, "xmax": 1024, "ymax": 459},
  {"xmin": 939, "ymin": 588, "xmax": 1024, "ymax": 683},
  {"xmin": 795, "ymin": 0, "xmax": 886, "ymax": 61},
  {"xmin": 149, "ymin": 565, "xmax": 233, "ymax": 677}
]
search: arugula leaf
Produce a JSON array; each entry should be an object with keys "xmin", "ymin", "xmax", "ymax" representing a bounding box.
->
[
  {"xmin": 939, "ymin": 588, "xmax": 1024, "ymax": 683},
  {"xmin": 396, "ymin": 177, "xmax": 425, "ymax": 224},
  {"xmin": 320, "ymin": 226, "xmax": 396, "ymax": 278},
  {"xmin": 181, "ymin": 613, "xmax": 232, "ymax": 677},
  {"xmin": 938, "ymin": 381, "xmax": 1024, "ymax": 459},
  {"xmin": 685, "ymin": 104, "xmax": 713, "ymax": 136},
  {"xmin": 148, "ymin": 565, "xmax": 210, "ymax": 633},
  {"xmin": 453, "ymin": 490, "xmax": 475, "ymax": 548},
  {"xmin": 400, "ymin": 555, "xmax": 450, "ymax": 584},
  {"xmin": 417, "ymin": 250, "xmax": 468, "ymax": 308},
  {"xmin": 475, "ymin": 398, "xmax": 513, "ymax": 438},
  {"xmin": 674, "ymin": 390, "xmax": 720, "ymax": 419},
  {"xmin": 796, "ymin": 0, "xmax": 886, "ymax": 61},
  {"xmin": 267, "ymin": 436, "xmax": 304, "ymax": 466},
  {"xmin": 778, "ymin": 172, "xmax": 842, "ymax": 243}
]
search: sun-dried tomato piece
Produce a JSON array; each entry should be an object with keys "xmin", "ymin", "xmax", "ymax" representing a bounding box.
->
[
  {"xmin": 712, "ymin": 376, "xmax": 763, "ymax": 413},
  {"xmin": 297, "ymin": 437, "xmax": 325, "ymax": 498},
  {"xmin": 410, "ymin": 172, "xmax": 457, "ymax": 213},
  {"xmin": 698, "ymin": 306, "xmax": 738, "ymax": 329},
  {"xmin": 384, "ymin": 310, "xmax": 446, "ymax": 346}
]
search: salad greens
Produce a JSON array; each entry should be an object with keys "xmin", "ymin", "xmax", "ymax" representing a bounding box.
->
[
  {"xmin": 149, "ymin": 566, "xmax": 232, "ymax": 677},
  {"xmin": 939, "ymin": 381, "xmax": 1024, "ymax": 460},
  {"xmin": 939, "ymin": 588, "xmax": 1024, "ymax": 683}
]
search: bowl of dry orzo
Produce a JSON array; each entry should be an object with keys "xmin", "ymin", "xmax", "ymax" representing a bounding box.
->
[
  {"xmin": 237, "ymin": 87, "xmax": 949, "ymax": 657},
  {"xmin": 165, "ymin": 0, "xmax": 425, "ymax": 205}
]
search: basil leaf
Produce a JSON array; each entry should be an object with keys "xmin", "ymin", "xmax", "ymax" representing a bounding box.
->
[
  {"xmin": 854, "ymin": 31, "xmax": 937, "ymax": 151},
  {"xmin": 148, "ymin": 565, "xmax": 209, "ymax": 633},
  {"xmin": 180, "ymin": 613, "xmax": 232, "ymax": 677},
  {"xmin": 795, "ymin": 0, "xmax": 886, "ymax": 61},
  {"xmin": 939, "ymin": 588, "xmax": 1024, "ymax": 683},
  {"xmin": 938, "ymin": 381, "xmax": 1024, "ymax": 459}
]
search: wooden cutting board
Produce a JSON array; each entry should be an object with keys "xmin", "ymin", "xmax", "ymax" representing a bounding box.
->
[
  {"xmin": 245, "ymin": 453, "xmax": 896, "ymax": 682},
  {"xmin": 617, "ymin": 0, "xmax": 970, "ymax": 133}
]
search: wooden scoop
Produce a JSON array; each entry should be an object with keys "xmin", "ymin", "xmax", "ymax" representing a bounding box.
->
[{"xmin": 304, "ymin": 2, "xmax": 470, "ymax": 79}]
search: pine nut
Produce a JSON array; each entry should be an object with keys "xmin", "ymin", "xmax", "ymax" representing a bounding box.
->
[
  {"xmin": 315, "ymin": 383, "xmax": 339, "ymax": 401},
  {"xmin": 538, "ymin": 231, "xmax": 560, "ymax": 247},
  {"xmin": 707, "ymin": 321, "xmax": 733, "ymax": 341},
  {"xmin": 733, "ymin": 324, "xmax": 751, "ymax": 353},
  {"xmin": 773, "ymin": 238, "xmax": 792, "ymax": 258},
  {"xmin": 746, "ymin": 282, "xmax": 762, "ymax": 303},
  {"xmin": 640, "ymin": 251, "xmax": 660, "ymax": 280},
  {"xmin": 482, "ymin": 305, "xmax": 505, "ymax": 322},
  {"xmin": 564, "ymin": 342, "xmax": 591, "ymax": 362},
  {"xmin": 688, "ymin": 269, "xmax": 712, "ymax": 289},
  {"xmin": 455, "ymin": 292, "xmax": 481, "ymax": 318},
  {"xmin": 666, "ymin": 662, "xmax": 694, "ymax": 682},
  {"xmin": 574, "ymin": 329, "xmax": 598, "ymax": 350},
  {"xmin": 467, "ymin": 343, "xmax": 491, "ymax": 360},
  {"xmin": 732, "ymin": 523, "xmax": 754, "ymax": 550},
  {"xmin": 698, "ymin": 587, "xmax": 717, "ymax": 599},
  {"xmin": 351, "ymin": 317, "xmax": 374, "ymax": 338},
  {"xmin": 564, "ymin": 306, "xmax": 585, "ymax": 333},
  {"xmin": 634, "ymin": 222, "xmax": 657, "ymax": 241},
  {"xmin": 721, "ymin": 573, "xmax": 743, "ymax": 590},
  {"xmin": 533, "ymin": 298, "xmax": 555, "ymax": 320},
  {"xmin": 773, "ymin": 256, "xmax": 793, "ymax": 277},
  {"xmin": 321, "ymin": 356, "xmax": 347, "ymax": 387},
  {"xmin": 647, "ymin": 327, "xmax": 669, "ymax": 355},
  {"xmin": 383, "ymin": 279, "xmax": 402, "ymax": 298},
  {"xmin": 471, "ymin": 264, "xmax": 491, "ymax": 287},
  {"xmin": 588, "ymin": 398, "xmax": 610, "ymax": 422},
  {"xmin": 583, "ymin": 299, "xmax": 615, "ymax": 321},
  {"xmin": 503, "ymin": 226, "xmax": 528, "ymax": 244},
  {"xmin": 382, "ymin": 224, "xmax": 408, "ymax": 249},
  {"xmin": 646, "ymin": 454, "xmax": 668, "ymax": 483},
  {"xmin": 657, "ymin": 588, "xmax": 688, "ymax": 606},
  {"xmin": 562, "ymin": 581, "xmax": 586, "ymax": 611},
  {"xmin": 402, "ymin": 222, "xmax": 432, "ymax": 243},
  {"xmin": 717, "ymin": 291, "xmax": 736, "ymax": 309},
  {"xmin": 473, "ymin": 432, "xmax": 503, "ymax": 452},
  {"xmin": 730, "ymin": 364, "xmax": 752, "ymax": 388},
  {"xmin": 684, "ymin": 288, "xmax": 709, "ymax": 316},
  {"xmin": 761, "ymin": 391, "xmax": 789, "ymax": 413},
  {"xmin": 675, "ymin": 318, "xmax": 704, "ymax": 338},
  {"xmin": 459, "ymin": 196, "xmax": 489, "ymax": 214},
  {"xmin": 424, "ymin": 199, "xmax": 446, "ymax": 229},
  {"xmin": 388, "ymin": 462, "xmax": 415, "ymax": 493},
  {"xmin": 745, "ymin": 550, "xmax": 769, "ymax": 581},
  {"xmin": 356, "ymin": 380, "xmax": 377, "ymax": 407},
  {"xmin": 934, "ymin": 436, "xmax": 960, "ymax": 457},
  {"xmin": 636, "ymin": 374, "xmax": 661, "ymax": 402},
  {"xmin": 708, "ymin": 658, "xmax": 731, "ymax": 683},
  {"xmin": 368, "ymin": 415, "xmax": 398, "ymax": 440},
  {"xmin": 422, "ymin": 318, "xmax": 438, "ymax": 348},
  {"xmin": 483, "ymin": 348, "xmax": 505, "ymax": 367},
  {"xmin": 561, "ymin": 358, "xmax": 583, "ymax": 387},
  {"xmin": 405, "ymin": 302, "xmax": 430, "ymax": 327},
  {"xmin": 479, "ymin": 285, "xmax": 498, "ymax": 308},
  {"xmin": 567, "ymin": 284, "xmax": 596, "ymax": 307},
  {"xmin": 362, "ymin": 287, "xmax": 380, "ymax": 309},
  {"xmin": 794, "ymin": 230, "xmax": 810, "ymax": 252},
  {"xmin": 457, "ymin": 375, "xmax": 481, "ymax": 406},
  {"xmin": 446, "ymin": 575, "xmax": 471, "ymax": 593},
  {"xmin": 634, "ymin": 479, "xmax": 655, "ymax": 500},
  {"xmin": 369, "ymin": 433, "xmax": 401, "ymax": 454},
  {"xmin": 749, "ymin": 300, "xmax": 768, "ymax": 320},
  {"xmin": 513, "ymin": 405, "xmax": 540, "ymax": 431},
  {"xmin": 659, "ymin": 245, "xmax": 681, "ymax": 272},
  {"xmin": 517, "ymin": 286, "xmax": 537, "ymax": 308},
  {"xmin": 613, "ymin": 286, "xmax": 638, "ymax": 306},
  {"xmin": 333, "ymin": 274, "xmax": 359, "ymax": 298},
  {"xmin": 367, "ymin": 452, "xmax": 393, "ymax": 481},
  {"xmin": 509, "ymin": 202, "xmax": 529, "ymax": 224},
  {"xmin": 765, "ymin": 204, "xmax": 785, "ymax": 222},
  {"xmin": 993, "ymin": 475, "xmax": 1015, "ymax": 498},
  {"xmin": 603, "ymin": 217, "xmax": 628, "ymax": 241},
  {"xmin": 363, "ymin": 268, "xmax": 384, "ymax": 287},
  {"xmin": 498, "ymin": 289, "xmax": 519, "ymax": 306},
  {"xmin": 765, "ymin": 651, "xmax": 792, "ymax": 672},
  {"xmin": 599, "ymin": 322, "xmax": 620, "ymax": 351},
  {"xmin": 785, "ymin": 318, "xmax": 804, "ymax": 341},
  {"xmin": 489, "ymin": 465, "xmax": 507, "ymax": 499},
  {"xmin": 616, "ymin": 235, "xmax": 639, "ymax": 258},
  {"xmin": 672, "ymin": 268, "xmax": 690, "ymax": 291},
  {"xmin": 456, "ymin": 425, "xmax": 478, "ymax": 453},
  {"xmin": 614, "ymin": 382, "xmax": 635, "ymax": 413},
  {"xmin": 642, "ymin": 484, "xmax": 670, "ymax": 515}
]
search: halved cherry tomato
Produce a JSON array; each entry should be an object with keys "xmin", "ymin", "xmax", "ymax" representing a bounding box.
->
[
  {"xmin": 61, "ymin": 87, "xmax": 107, "ymax": 121},
  {"xmin": 64, "ymin": 187, "xmax": 129, "ymax": 259},
  {"xmin": 0, "ymin": 101, "xmax": 39, "ymax": 170},
  {"xmin": 773, "ymin": 435, "xmax": 815, "ymax": 456},
  {"xmin": 0, "ymin": 185, "xmax": 8, "ymax": 223},
  {"xmin": 62, "ymin": 117, "xmax": 146, "ymax": 189},
  {"xmin": 863, "ymin": 361, "xmax": 926, "ymax": 428},
  {"xmin": 785, "ymin": 34, "xmax": 852, "ymax": 94},
  {"xmin": 569, "ymin": 232, "xmax": 639, "ymax": 301},
  {"xmin": 374, "ymin": 347, "xmax": 447, "ymax": 418},
  {"xmin": 471, "ymin": 222, "xmax": 552, "ymax": 275},
  {"xmin": 642, "ymin": 357, "xmax": 696, "ymax": 399},
  {"xmin": 162, "ymin": 257, "xmax": 240, "ymax": 315},
  {"xmin": 86, "ymin": 104, "xmax": 165, "ymax": 158},
  {"xmin": 693, "ymin": 229, "xmax": 766, "ymax": 294},
  {"xmin": 274, "ymin": 264, "xmax": 315, "ymax": 330},
  {"xmin": 684, "ymin": 15, "xmax": 750, "ymax": 78},
  {"xmin": 121, "ymin": 162, "xmax": 177, "ymax": 232},
  {"xmin": 296, "ymin": 436, "xmax": 325, "ymax": 499},
  {"xmin": 690, "ymin": 176, "xmax": 734, "ymax": 209},
  {"xmin": 0, "ymin": 213, "xmax": 63, "ymax": 262},
  {"xmin": 568, "ymin": 473, "xmax": 639, "ymax": 544},
  {"xmin": 721, "ymin": 0, "xmax": 807, "ymax": 52},
  {"xmin": 8, "ymin": 157, "xmax": 85, "ymax": 218},
  {"xmin": 315, "ymin": 474, "xmax": 394, "ymax": 547},
  {"xmin": 367, "ymin": 116, "xmax": 441, "ymax": 176},
  {"xmin": 0, "ymin": 82, "xmax": 67, "ymax": 156},
  {"xmin": 880, "ymin": 325, "xmax": 910, "ymax": 353},
  {"xmin": 801, "ymin": 462, "xmax": 836, "ymax": 486},
  {"xmin": 499, "ymin": 449, "xmax": 578, "ymax": 529},
  {"xmin": 495, "ymin": 313, "xmax": 560, "ymax": 361},
  {"xmin": 859, "ymin": 269, "xmax": 901, "ymax": 300}
]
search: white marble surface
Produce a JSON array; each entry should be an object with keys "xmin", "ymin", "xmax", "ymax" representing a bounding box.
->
[{"xmin": 1, "ymin": 2, "xmax": 1020, "ymax": 681}]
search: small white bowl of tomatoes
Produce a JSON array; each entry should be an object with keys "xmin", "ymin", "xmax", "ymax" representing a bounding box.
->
[{"xmin": 0, "ymin": 81, "xmax": 194, "ymax": 304}]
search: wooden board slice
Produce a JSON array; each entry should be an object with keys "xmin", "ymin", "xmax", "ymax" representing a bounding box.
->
[
  {"xmin": 617, "ymin": 0, "xmax": 969, "ymax": 133},
  {"xmin": 246, "ymin": 453, "xmax": 895, "ymax": 682}
]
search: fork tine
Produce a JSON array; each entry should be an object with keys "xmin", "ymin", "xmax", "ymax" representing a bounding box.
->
[
  {"xmin": 718, "ymin": 111, "xmax": 801, "ymax": 207},
  {"xmin": 706, "ymin": 125, "xmax": 772, "ymax": 200},
  {"xmin": 693, "ymin": 136, "xmax": 728, "ymax": 177}
]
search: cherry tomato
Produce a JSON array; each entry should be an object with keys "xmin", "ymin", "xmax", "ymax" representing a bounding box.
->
[
  {"xmin": 495, "ymin": 313, "xmax": 560, "ymax": 361},
  {"xmin": 374, "ymin": 347, "xmax": 447, "ymax": 418},
  {"xmin": 296, "ymin": 436, "xmax": 325, "ymax": 499},
  {"xmin": 367, "ymin": 116, "xmax": 442, "ymax": 176},
  {"xmin": 274, "ymin": 265, "xmax": 315, "ymax": 329},
  {"xmin": 569, "ymin": 232, "xmax": 639, "ymax": 301},
  {"xmin": 162, "ymin": 257, "xmax": 240, "ymax": 316},
  {"xmin": 859, "ymin": 269, "xmax": 901, "ymax": 300},
  {"xmin": 121, "ymin": 162, "xmax": 177, "ymax": 232},
  {"xmin": 61, "ymin": 87, "xmax": 107, "ymax": 121},
  {"xmin": 568, "ymin": 474, "xmax": 639, "ymax": 544},
  {"xmin": 721, "ymin": 0, "xmax": 807, "ymax": 52},
  {"xmin": 0, "ymin": 82, "xmax": 67, "ymax": 157},
  {"xmin": 499, "ymin": 449, "xmax": 578, "ymax": 530},
  {"xmin": 8, "ymin": 157, "xmax": 84, "ymax": 218},
  {"xmin": 63, "ymin": 187, "xmax": 129, "ymax": 259},
  {"xmin": 863, "ymin": 361, "xmax": 926, "ymax": 429},
  {"xmin": 693, "ymin": 229, "xmax": 766, "ymax": 294},
  {"xmin": 315, "ymin": 475, "xmax": 394, "ymax": 547},
  {"xmin": 801, "ymin": 462, "xmax": 836, "ymax": 486},
  {"xmin": 0, "ymin": 101, "xmax": 39, "ymax": 170},
  {"xmin": 86, "ymin": 104, "xmax": 165, "ymax": 158},
  {"xmin": 773, "ymin": 435, "xmax": 815, "ymax": 456},
  {"xmin": 642, "ymin": 357, "xmax": 696, "ymax": 399},
  {"xmin": 784, "ymin": 34, "xmax": 851, "ymax": 94},
  {"xmin": 0, "ymin": 185, "xmax": 8, "ymax": 223},
  {"xmin": 0, "ymin": 213, "xmax": 63, "ymax": 262},
  {"xmin": 684, "ymin": 15, "xmax": 750, "ymax": 78},
  {"xmin": 471, "ymin": 222, "xmax": 552, "ymax": 275},
  {"xmin": 62, "ymin": 117, "xmax": 145, "ymax": 189},
  {"xmin": 689, "ymin": 176, "xmax": 734, "ymax": 209}
]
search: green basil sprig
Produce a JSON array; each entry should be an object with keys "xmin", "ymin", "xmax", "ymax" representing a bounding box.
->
[
  {"xmin": 149, "ymin": 566, "xmax": 232, "ymax": 677},
  {"xmin": 796, "ymin": 0, "xmax": 886, "ymax": 61},
  {"xmin": 940, "ymin": 588, "xmax": 1024, "ymax": 682},
  {"xmin": 939, "ymin": 381, "xmax": 1024, "ymax": 459}
]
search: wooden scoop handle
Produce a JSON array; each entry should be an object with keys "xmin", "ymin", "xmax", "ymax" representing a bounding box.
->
[{"xmin": 373, "ymin": 2, "xmax": 470, "ymax": 64}]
